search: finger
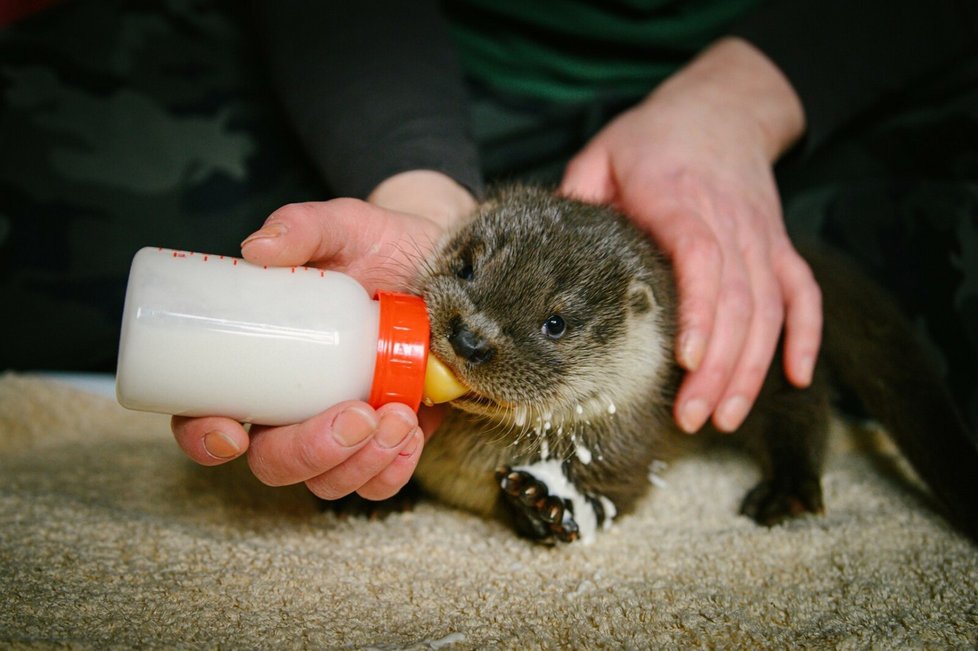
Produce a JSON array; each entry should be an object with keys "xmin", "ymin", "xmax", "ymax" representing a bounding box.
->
[
  {"xmin": 240, "ymin": 199, "xmax": 440, "ymax": 295},
  {"xmin": 246, "ymin": 401, "xmax": 380, "ymax": 487},
  {"xmin": 354, "ymin": 428, "xmax": 425, "ymax": 501},
  {"xmin": 303, "ymin": 405, "xmax": 420, "ymax": 500},
  {"xmin": 171, "ymin": 415, "xmax": 249, "ymax": 466},
  {"xmin": 240, "ymin": 199, "xmax": 376, "ymax": 268},
  {"xmin": 674, "ymin": 255, "xmax": 754, "ymax": 433},
  {"xmin": 652, "ymin": 212, "xmax": 724, "ymax": 373},
  {"xmin": 712, "ymin": 257, "xmax": 785, "ymax": 432},
  {"xmin": 337, "ymin": 404, "xmax": 444, "ymax": 500},
  {"xmin": 559, "ymin": 145, "xmax": 616, "ymax": 204},
  {"xmin": 777, "ymin": 249, "xmax": 823, "ymax": 387},
  {"xmin": 349, "ymin": 404, "xmax": 442, "ymax": 499}
]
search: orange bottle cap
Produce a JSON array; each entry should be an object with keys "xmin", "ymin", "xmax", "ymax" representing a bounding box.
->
[{"xmin": 368, "ymin": 291, "xmax": 430, "ymax": 411}]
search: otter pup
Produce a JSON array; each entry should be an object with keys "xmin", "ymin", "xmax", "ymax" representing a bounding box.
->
[{"xmin": 412, "ymin": 185, "xmax": 978, "ymax": 545}]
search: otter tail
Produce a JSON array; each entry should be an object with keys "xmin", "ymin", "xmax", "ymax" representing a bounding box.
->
[{"xmin": 807, "ymin": 245, "xmax": 978, "ymax": 543}]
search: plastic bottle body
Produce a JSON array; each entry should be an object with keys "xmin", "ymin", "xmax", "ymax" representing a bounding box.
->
[{"xmin": 117, "ymin": 248, "xmax": 380, "ymax": 425}]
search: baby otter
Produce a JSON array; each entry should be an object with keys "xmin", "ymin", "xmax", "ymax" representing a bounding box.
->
[{"xmin": 412, "ymin": 185, "xmax": 978, "ymax": 545}]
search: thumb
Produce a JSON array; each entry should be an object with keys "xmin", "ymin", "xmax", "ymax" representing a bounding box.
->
[
  {"xmin": 240, "ymin": 198, "xmax": 374, "ymax": 268},
  {"xmin": 240, "ymin": 198, "xmax": 443, "ymax": 294},
  {"xmin": 560, "ymin": 144, "xmax": 616, "ymax": 204}
]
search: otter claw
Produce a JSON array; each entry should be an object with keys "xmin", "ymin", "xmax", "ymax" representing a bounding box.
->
[
  {"xmin": 498, "ymin": 468, "xmax": 545, "ymax": 501},
  {"xmin": 496, "ymin": 465, "xmax": 581, "ymax": 544},
  {"xmin": 539, "ymin": 496, "xmax": 563, "ymax": 523}
]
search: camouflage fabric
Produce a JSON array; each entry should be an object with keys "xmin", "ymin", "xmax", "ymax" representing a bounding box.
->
[
  {"xmin": 0, "ymin": 0, "xmax": 325, "ymax": 370},
  {"xmin": 1, "ymin": 1, "xmax": 975, "ymax": 436}
]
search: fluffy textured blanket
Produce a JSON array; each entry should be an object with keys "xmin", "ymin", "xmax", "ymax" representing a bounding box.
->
[{"xmin": 1, "ymin": 373, "xmax": 976, "ymax": 649}]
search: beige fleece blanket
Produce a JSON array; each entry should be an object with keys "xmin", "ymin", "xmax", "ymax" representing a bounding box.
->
[{"xmin": 1, "ymin": 373, "xmax": 976, "ymax": 649}]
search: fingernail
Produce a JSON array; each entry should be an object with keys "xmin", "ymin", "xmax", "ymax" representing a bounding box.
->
[
  {"xmin": 796, "ymin": 355, "xmax": 815, "ymax": 387},
  {"xmin": 203, "ymin": 430, "xmax": 240, "ymax": 459},
  {"xmin": 241, "ymin": 221, "xmax": 288, "ymax": 248},
  {"xmin": 715, "ymin": 395, "xmax": 750, "ymax": 433},
  {"xmin": 332, "ymin": 406, "xmax": 377, "ymax": 447},
  {"xmin": 376, "ymin": 412, "xmax": 416, "ymax": 449},
  {"xmin": 398, "ymin": 428, "xmax": 423, "ymax": 457},
  {"xmin": 678, "ymin": 398, "xmax": 708, "ymax": 434},
  {"xmin": 678, "ymin": 332, "xmax": 705, "ymax": 371}
]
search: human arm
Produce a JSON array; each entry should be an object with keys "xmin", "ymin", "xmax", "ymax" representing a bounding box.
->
[
  {"xmin": 731, "ymin": 0, "xmax": 978, "ymax": 153},
  {"xmin": 251, "ymin": 0, "xmax": 483, "ymax": 200}
]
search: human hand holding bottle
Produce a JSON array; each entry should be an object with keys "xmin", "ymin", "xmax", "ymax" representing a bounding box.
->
[{"xmin": 171, "ymin": 171, "xmax": 476, "ymax": 501}]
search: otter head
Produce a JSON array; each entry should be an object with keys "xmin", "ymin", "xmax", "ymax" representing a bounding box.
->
[{"xmin": 417, "ymin": 186, "xmax": 677, "ymax": 429}]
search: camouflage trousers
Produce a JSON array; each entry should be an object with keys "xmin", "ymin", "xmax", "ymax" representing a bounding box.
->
[{"xmin": 2, "ymin": 1, "xmax": 976, "ymax": 433}]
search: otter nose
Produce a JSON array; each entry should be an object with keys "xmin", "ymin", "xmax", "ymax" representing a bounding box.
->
[{"xmin": 449, "ymin": 320, "xmax": 495, "ymax": 365}]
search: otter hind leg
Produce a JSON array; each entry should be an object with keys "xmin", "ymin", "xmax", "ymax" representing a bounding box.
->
[
  {"xmin": 740, "ymin": 368, "xmax": 830, "ymax": 527},
  {"xmin": 496, "ymin": 462, "xmax": 615, "ymax": 545},
  {"xmin": 740, "ymin": 472, "xmax": 825, "ymax": 525}
]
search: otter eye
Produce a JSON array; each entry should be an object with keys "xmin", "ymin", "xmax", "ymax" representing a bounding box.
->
[
  {"xmin": 541, "ymin": 314, "xmax": 566, "ymax": 340},
  {"xmin": 456, "ymin": 262, "xmax": 474, "ymax": 281}
]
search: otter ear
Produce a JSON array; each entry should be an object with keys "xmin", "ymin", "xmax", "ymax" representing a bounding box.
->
[{"xmin": 628, "ymin": 279, "xmax": 655, "ymax": 314}]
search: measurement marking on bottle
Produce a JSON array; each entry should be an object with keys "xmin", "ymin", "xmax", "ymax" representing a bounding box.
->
[{"xmin": 154, "ymin": 248, "xmax": 334, "ymax": 274}]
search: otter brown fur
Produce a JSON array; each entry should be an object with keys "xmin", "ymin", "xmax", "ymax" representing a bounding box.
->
[{"xmin": 412, "ymin": 185, "xmax": 978, "ymax": 545}]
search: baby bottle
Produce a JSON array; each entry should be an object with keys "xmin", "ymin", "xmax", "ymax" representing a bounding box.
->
[{"xmin": 116, "ymin": 247, "xmax": 466, "ymax": 425}]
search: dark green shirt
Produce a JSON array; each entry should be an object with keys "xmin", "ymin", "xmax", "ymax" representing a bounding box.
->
[{"xmin": 446, "ymin": 0, "xmax": 758, "ymax": 103}]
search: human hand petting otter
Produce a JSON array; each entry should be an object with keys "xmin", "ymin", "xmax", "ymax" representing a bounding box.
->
[
  {"xmin": 561, "ymin": 37, "xmax": 822, "ymax": 434},
  {"xmin": 171, "ymin": 171, "xmax": 476, "ymax": 501},
  {"xmin": 172, "ymin": 35, "xmax": 824, "ymax": 498}
]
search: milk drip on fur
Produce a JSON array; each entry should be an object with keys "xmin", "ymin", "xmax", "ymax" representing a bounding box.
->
[{"xmin": 116, "ymin": 247, "xmax": 466, "ymax": 425}]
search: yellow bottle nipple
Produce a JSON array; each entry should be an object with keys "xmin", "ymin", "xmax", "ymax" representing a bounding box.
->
[{"xmin": 422, "ymin": 355, "xmax": 468, "ymax": 406}]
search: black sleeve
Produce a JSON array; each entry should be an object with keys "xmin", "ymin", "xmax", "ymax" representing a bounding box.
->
[
  {"xmin": 252, "ymin": 1, "xmax": 483, "ymax": 200},
  {"xmin": 730, "ymin": 0, "xmax": 978, "ymax": 152}
]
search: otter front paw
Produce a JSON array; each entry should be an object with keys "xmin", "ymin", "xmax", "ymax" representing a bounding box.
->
[
  {"xmin": 496, "ymin": 461, "xmax": 615, "ymax": 545},
  {"xmin": 740, "ymin": 475, "xmax": 824, "ymax": 527},
  {"xmin": 497, "ymin": 467, "xmax": 581, "ymax": 544}
]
